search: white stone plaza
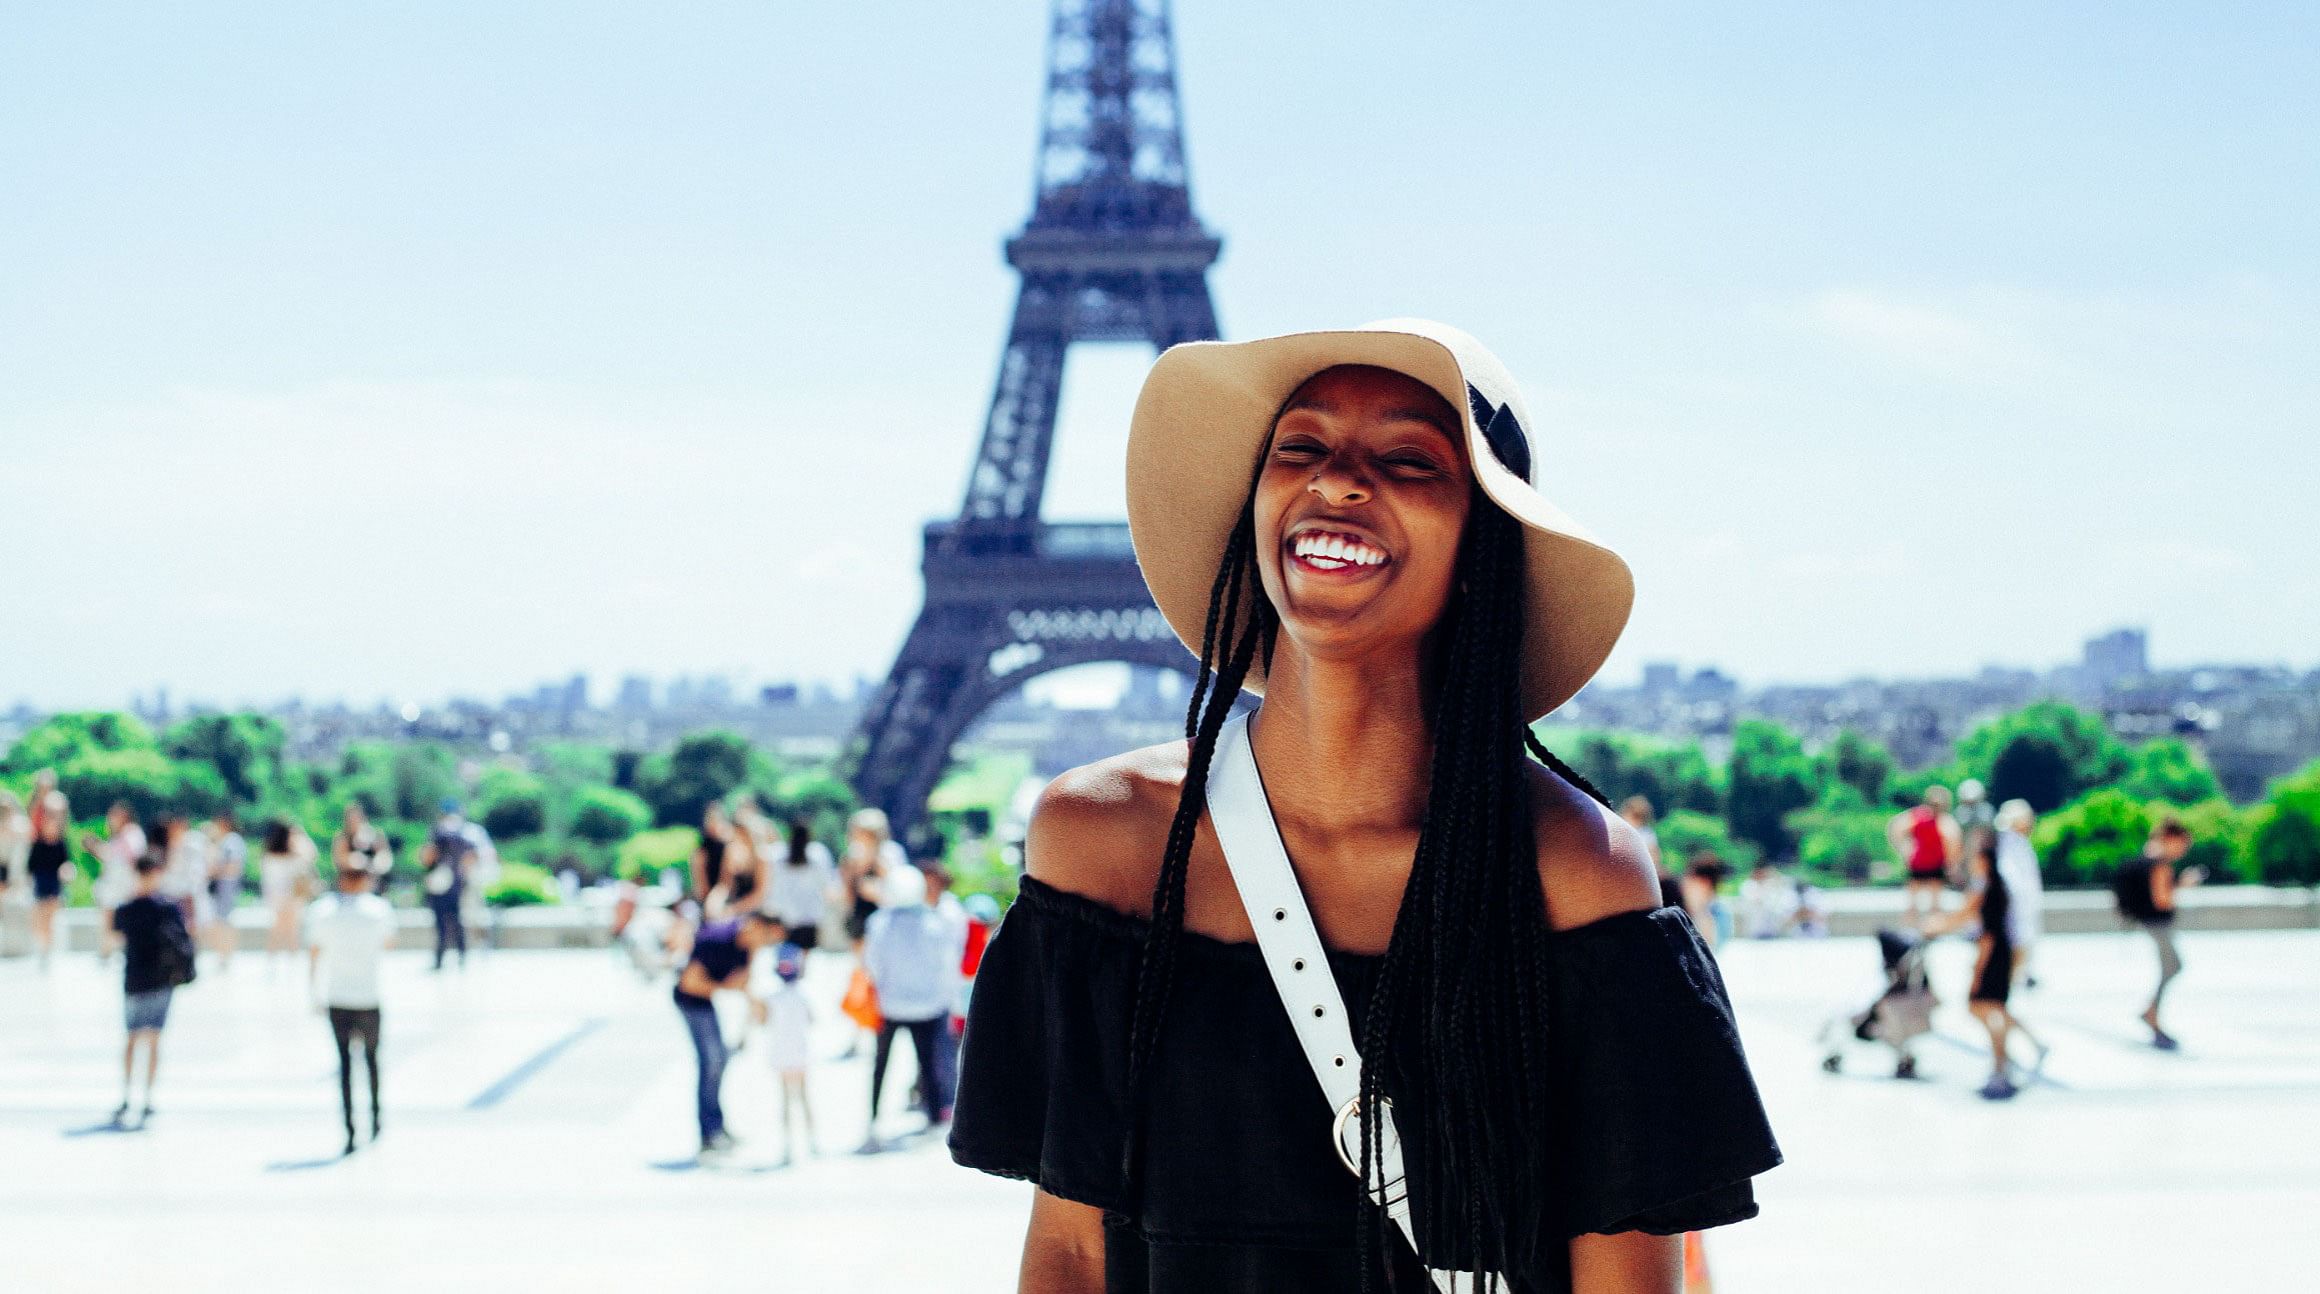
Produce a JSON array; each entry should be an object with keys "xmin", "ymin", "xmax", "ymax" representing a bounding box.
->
[{"xmin": 2, "ymin": 924, "xmax": 2314, "ymax": 1292}]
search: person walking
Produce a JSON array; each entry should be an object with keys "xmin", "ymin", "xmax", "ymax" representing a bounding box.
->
[
  {"xmin": 1992, "ymin": 799, "xmax": 2046, "ymax": 988},
  {"xmin": 259, "ymin": 819, "xmax": 319, "ymax": 965},
  {"xmin": 307, "ymin": 853, "xmax": 395, "ymax": 1154},
  {"xmin": 861, "ymin": 864, "xmax": 961, "ymax": 1152},
  {"xmin": 1926, "ymin": 839, "xmax": 2048, "ymax": 1099},
  {"xmin": 111, "ymin": 854, "xmax": 194, "ymax": 1126},
  {"xmin": 949, "ymin": 323, "xmax": 1779, "ymax": 1290},
  {"xmin": 1619, "ymin": 795, "xmax": 1662, "ymax": 869},
  {"xmin": 2116, "ymin": 817, "xmax": 2203, "ymax": 1049},
  {"xmin": 0, "ymin": 788, "xmax": 26, "ymax": 955},
  {"xmin": 836, "ymin": 808, "xmax": 903, "ymax": 1060},
  {"xmin": 23, "ymin": 777, "xmax": 72, "ymax": 969},
  {"xmin": 761, "ymin": 943, "xmax": 817, "ymax": 1165},
  {"xmin": 203, "ymin": 813, "xmax": 248, "ymax": 968},
  {"xmin": 765, "ymin": 818, "xmax": 837, "ymax": 952},
  {"xmin": 672, "ymin": 909, "xmax": 784, "ymax": 1163},
  {"xmin": 84, "ymin": 802, "xmax": 147, "ymax": 962},
  {"xmin": 1889, "ymin": 785, "xmax": 1960, "ymax": 922},
  {"xmin": 157, "ymin": 816, "xmax": 210, "ymax": 937},
  {"xmin": 1953, "ymin": 779, "xmax": 1996, "ymax": 881},
  {"xmin": 422, "ymin": 801, "xmax": 475, "ymax": 971}
]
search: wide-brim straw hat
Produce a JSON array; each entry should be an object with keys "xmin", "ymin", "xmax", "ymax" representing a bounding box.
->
[{"xmin": 1126, "ymin": 318, "xmax": 1633, "ymax": 722}]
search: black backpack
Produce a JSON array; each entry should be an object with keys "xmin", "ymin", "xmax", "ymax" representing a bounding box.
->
[
  {"xmin": 156, "ymin": 906, "xmax": 199, "ymax": 987},
  {"xmin": 2112, "ymin": 857, "xmax": 2162, "ymax": 923}
]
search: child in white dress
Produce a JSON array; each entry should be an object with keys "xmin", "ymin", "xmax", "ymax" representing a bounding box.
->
[{"xmin": 762, "ymin": 944, "xmax": 816, "ymax": 1164}]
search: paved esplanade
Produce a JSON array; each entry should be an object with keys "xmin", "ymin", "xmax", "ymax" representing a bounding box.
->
[{"xmin": 2, "ymin": 929, "xmax": 2313, "ymax": 1291}]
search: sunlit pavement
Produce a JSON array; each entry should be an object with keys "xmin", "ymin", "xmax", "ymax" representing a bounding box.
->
[{"xmin": 2, "ymin": 925, "xmax": 2314, "ymax": 1292}]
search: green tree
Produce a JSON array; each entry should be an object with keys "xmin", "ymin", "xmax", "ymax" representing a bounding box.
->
[
  {"xmin": 1785, "ymin": 784, "xmax": 1889, "ymax": 885},
  {"xmin": 162, "ymin": 713, "xmax": 286, "ymax": 805},
  {"xmin": 4, "ymin": 711, "xmax": 156, "ymax": 776},
  {"xmin": 1989, "ymin": 731, "xmax": 2074, "ymax": 813},
  {"xmin": 55, "ymin": 748, "xmax": 228, "ymax": 822},
  {"xmin": 1824, "ymin": 729, "xmax": 1896, "ymax": 806},
  {"xmin": 2246, "ymin": 761, "xmax": 2320, "ymax": 886},
  {"xmin": 1725, "ymin": 719, "xmax": 1817, "ymax": 858},
  {"xmin": 2031, "ymin": 789, "xmax": 2150, "ymax": 887},
  {"xmin": 570, "ymin": 784, "xmax": 652, "ymax": 845},
  {"xmin": 1550, "ymin": 730, "xmax": 1720, "ymax": 816},
  {"xmin": 2120, "ymin": 737, "xmax": 2222, "ymax": 806},
  {"xmin": 1956, "ymin": 702, "xmax": 2130, "ymax": 811},
  {"xmin": 635, "ymin": 731, "xmax": 754, "ymax": 828},
  {"xmin": 1656, "ymin": 809, "xmax": 1760, "ymax": 871},
  {"xmin": 476, "ymin": 769, "xmax": 549, "ymax": 839}
]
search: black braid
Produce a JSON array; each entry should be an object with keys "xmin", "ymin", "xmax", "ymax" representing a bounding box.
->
[{"xmin": 1127, "ymin": 467, "xmax": 1602, "ymax": 1291}]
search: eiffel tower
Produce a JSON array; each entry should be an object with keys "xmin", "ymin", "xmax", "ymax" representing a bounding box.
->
[{"xmin": 847, "ymin": 0, "xmax": 1222, "ymax": 843}]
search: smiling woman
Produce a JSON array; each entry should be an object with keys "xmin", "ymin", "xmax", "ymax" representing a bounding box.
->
[{"xmin": 948, "ymin": 320, "xmax": 1781, "ymax": 1294}]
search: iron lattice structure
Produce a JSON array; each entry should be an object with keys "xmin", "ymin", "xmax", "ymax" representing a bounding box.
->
[{"xmin": 848, "ymin": 0, "xmax": 1221, "ymax": 841}]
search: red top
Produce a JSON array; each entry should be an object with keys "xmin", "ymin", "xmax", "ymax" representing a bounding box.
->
[
  {"xmin": 1905, "ymin": 807, "xmax": 1948, "ymax": 871},
  {"xmin": 961, "ymin": 917, "xmax": 993, "ymax": 977}
]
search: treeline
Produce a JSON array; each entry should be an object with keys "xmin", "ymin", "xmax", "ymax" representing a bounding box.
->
[
  {"xmin": 1547, "ymin": 700, "xmax": 2320, "ymax": 889},
  {"xmin": 1, "ymin": 713, "xmax": 858, "ymax": 906},
  {"xmin": 8, "ymin": 700, "xmax": 2318, "ymax": 903}
]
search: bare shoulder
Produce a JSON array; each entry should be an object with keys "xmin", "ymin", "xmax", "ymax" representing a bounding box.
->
[
  {"xmin": 1524, "ymin": 760, "xmax": 1661, "ymax": 931},
  {"xmin": 1023, "ymin": 740, "xmax": 1189, "ymax": 918}
]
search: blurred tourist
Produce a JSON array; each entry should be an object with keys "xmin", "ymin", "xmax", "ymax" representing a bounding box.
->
[
  {"xmin": 1953, "ymin": 778, "xmax": 1996, "ymax": 878},
  {"xmin": 1993, "ymin": 799, "xmax": 2045, "ymax": 988},
  {"xmin": 24, "ymin": 775, "xmax": 72, "ymax": 969},
  {"xmin": 0, "ymin": 788, "xmax": 26, "ymax": 952},
  {"xmin": 1619, "ymin": 795, "xmax": 1662, "ymax": 869},
  {"xmin": 691, "ymin": 802, "xmax": 733, "ymax": 907},
  {"xmin": 1682, "ymin": 850, "xmax": 1732, "ymax": 951},
  {"xmin": 837, "ymin": 808, "xmax": 904, "ymax": 1059},
  {"xmin": 110, "ymin": 853, "xmax": 193, "ymax": 1126},
  {"xmin": 84, "ymin": 802, "xmax": 147, "ymax": 962},
  {"xmin": 1926, "ymin": 839, "xmax": 2048, "ymax": 1099},
  {"xmin": 157, "ymin": 815, "xmax": 210, "ymax": 934},
  {"xmin": 2116, "ymin": 816, "xmax": 2203, "ymax": 1050},
  {"xmin": 860, "ymin": 863, "xmax": 962, "ymax": 1151},
  {"xmin": 332, "ymin": 803, "xmax": 392, "ymax": 891},
  {"xmin": 307, "ymin": 854, "xmax": 395, "ymax": 1154},
  {"xmin": 203, "ymin": 813, "xmax": 247, "ymax": 968},
  {"xmin": 422, "ymin": 799, "xmax": 475, "ymax": 971},
  {"xmin": 766, "ymin": 817, "xmax": 837, "ymax": 952},
  {"xmin": 761, "ymin": 942, "xmax": 817, "ymax": 1165},
  {"xmin": 709, "ymin": 813, "xmax": 762, "ymax": 920},
  {"xmin": 672, "ymin": 908, "xmax": 783, "ymax": 1163},
  {"xmin": 919, "ymin": 858, "xmax": 968, "ymax": 1120},
  {"xmin": 1737, "ymin": 861, "xmax": 1799, "ymax": 939},
  {"xmin": 458, "ymin": 813, "xmax": 499, "ymax": 955},
  {"xmin": 259, "ymin": 818, "xmax": 319, "ymax": 965},
  {"xmin": 1889, "ymin": 785, "xmax": 1959, "ymax": 922}
]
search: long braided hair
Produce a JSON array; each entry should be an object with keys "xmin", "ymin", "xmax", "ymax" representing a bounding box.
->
[{"xmin": 1121, "ymin": 404, "xmax": 1607, "ymax": 1291}]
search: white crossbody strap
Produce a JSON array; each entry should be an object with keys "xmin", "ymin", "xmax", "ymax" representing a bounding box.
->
[{"xmin": 1206, "ymin": 712, "xmax": 1467, "ymax": 1293}]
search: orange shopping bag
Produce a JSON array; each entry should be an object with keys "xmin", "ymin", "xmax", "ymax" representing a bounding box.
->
[{"xmin": 842, "ymin": 966, "xmax": 882, "ymax": 1031}]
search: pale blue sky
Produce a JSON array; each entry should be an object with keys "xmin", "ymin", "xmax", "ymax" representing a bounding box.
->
[{"xmin": 4, "ymin": 1, "xmax": 2315, "ymax": 710}]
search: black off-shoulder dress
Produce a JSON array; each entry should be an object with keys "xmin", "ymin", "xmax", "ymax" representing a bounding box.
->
[{"xmin": 950, "ymin": 875, "xmax": 1782, "ymax": 1293}]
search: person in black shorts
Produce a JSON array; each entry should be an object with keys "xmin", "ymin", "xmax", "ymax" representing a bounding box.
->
[
  {"xmin": 25, "ymin": 779, "xmax": 73, "ymax": 970},
  {"xmin": 111, "ymin": 854, "xmax": 193, "ymax": 1126},
  {"xmin": 1929, "ymin": 839, "xmax": 2046, "ymax": 1099}
]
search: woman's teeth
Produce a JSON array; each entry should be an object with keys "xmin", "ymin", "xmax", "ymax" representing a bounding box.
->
[{"xmin": 1291, "ymin": 532, "xmax": 1387, "ymax": 570}]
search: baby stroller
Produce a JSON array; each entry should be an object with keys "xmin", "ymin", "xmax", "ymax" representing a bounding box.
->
[{"xmin": 1819, "ymin": 926, "xmax": 1936, "ymax": 1079}]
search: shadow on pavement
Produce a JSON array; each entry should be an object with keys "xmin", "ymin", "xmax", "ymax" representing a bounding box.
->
[
  {"xmin": 265, "ymin": 1155, "xmax": 349, "ymax": 1173},
  {"xmin": 61, "ymin": 1118, "xmax": 142, "ymax": 1138}
]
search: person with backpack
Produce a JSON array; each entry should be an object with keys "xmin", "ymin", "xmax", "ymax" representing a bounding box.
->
[
  {"xmin": 422, "ymin": 800, "xmax": 475, "ymax": 971},
  {"xmin": 110, "ymin": 852, "xmax": 195, "ymax": 1126},
  {"xmin": 2114, "ymin": 817, "xmax": 2203, "ymax": 1050}
]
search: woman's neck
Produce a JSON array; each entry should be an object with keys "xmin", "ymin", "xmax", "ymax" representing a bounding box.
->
[{"xmin": 1245, "ymin": 644, "xmax": 1432, "ymax": 833}]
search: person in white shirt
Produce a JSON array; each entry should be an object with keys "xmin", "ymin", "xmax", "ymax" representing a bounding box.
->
[
  {"xmin": 307, "ymin": 857, "xmax": 397, "ymax": 1155},
  {"xmin": 83, "ymin": 803, "xmax": 147, "ymax": 963},
  {"xmin": 764, "ymin": 818, "xmax": 838, "ymax": 951},
  {"xmin": 759, "ymin": 944, "xmax": 816, "ymax": 1165},
  {"xmin": 1993, "ymin": 799, "xmax": 2046, "ymax": 985}
]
